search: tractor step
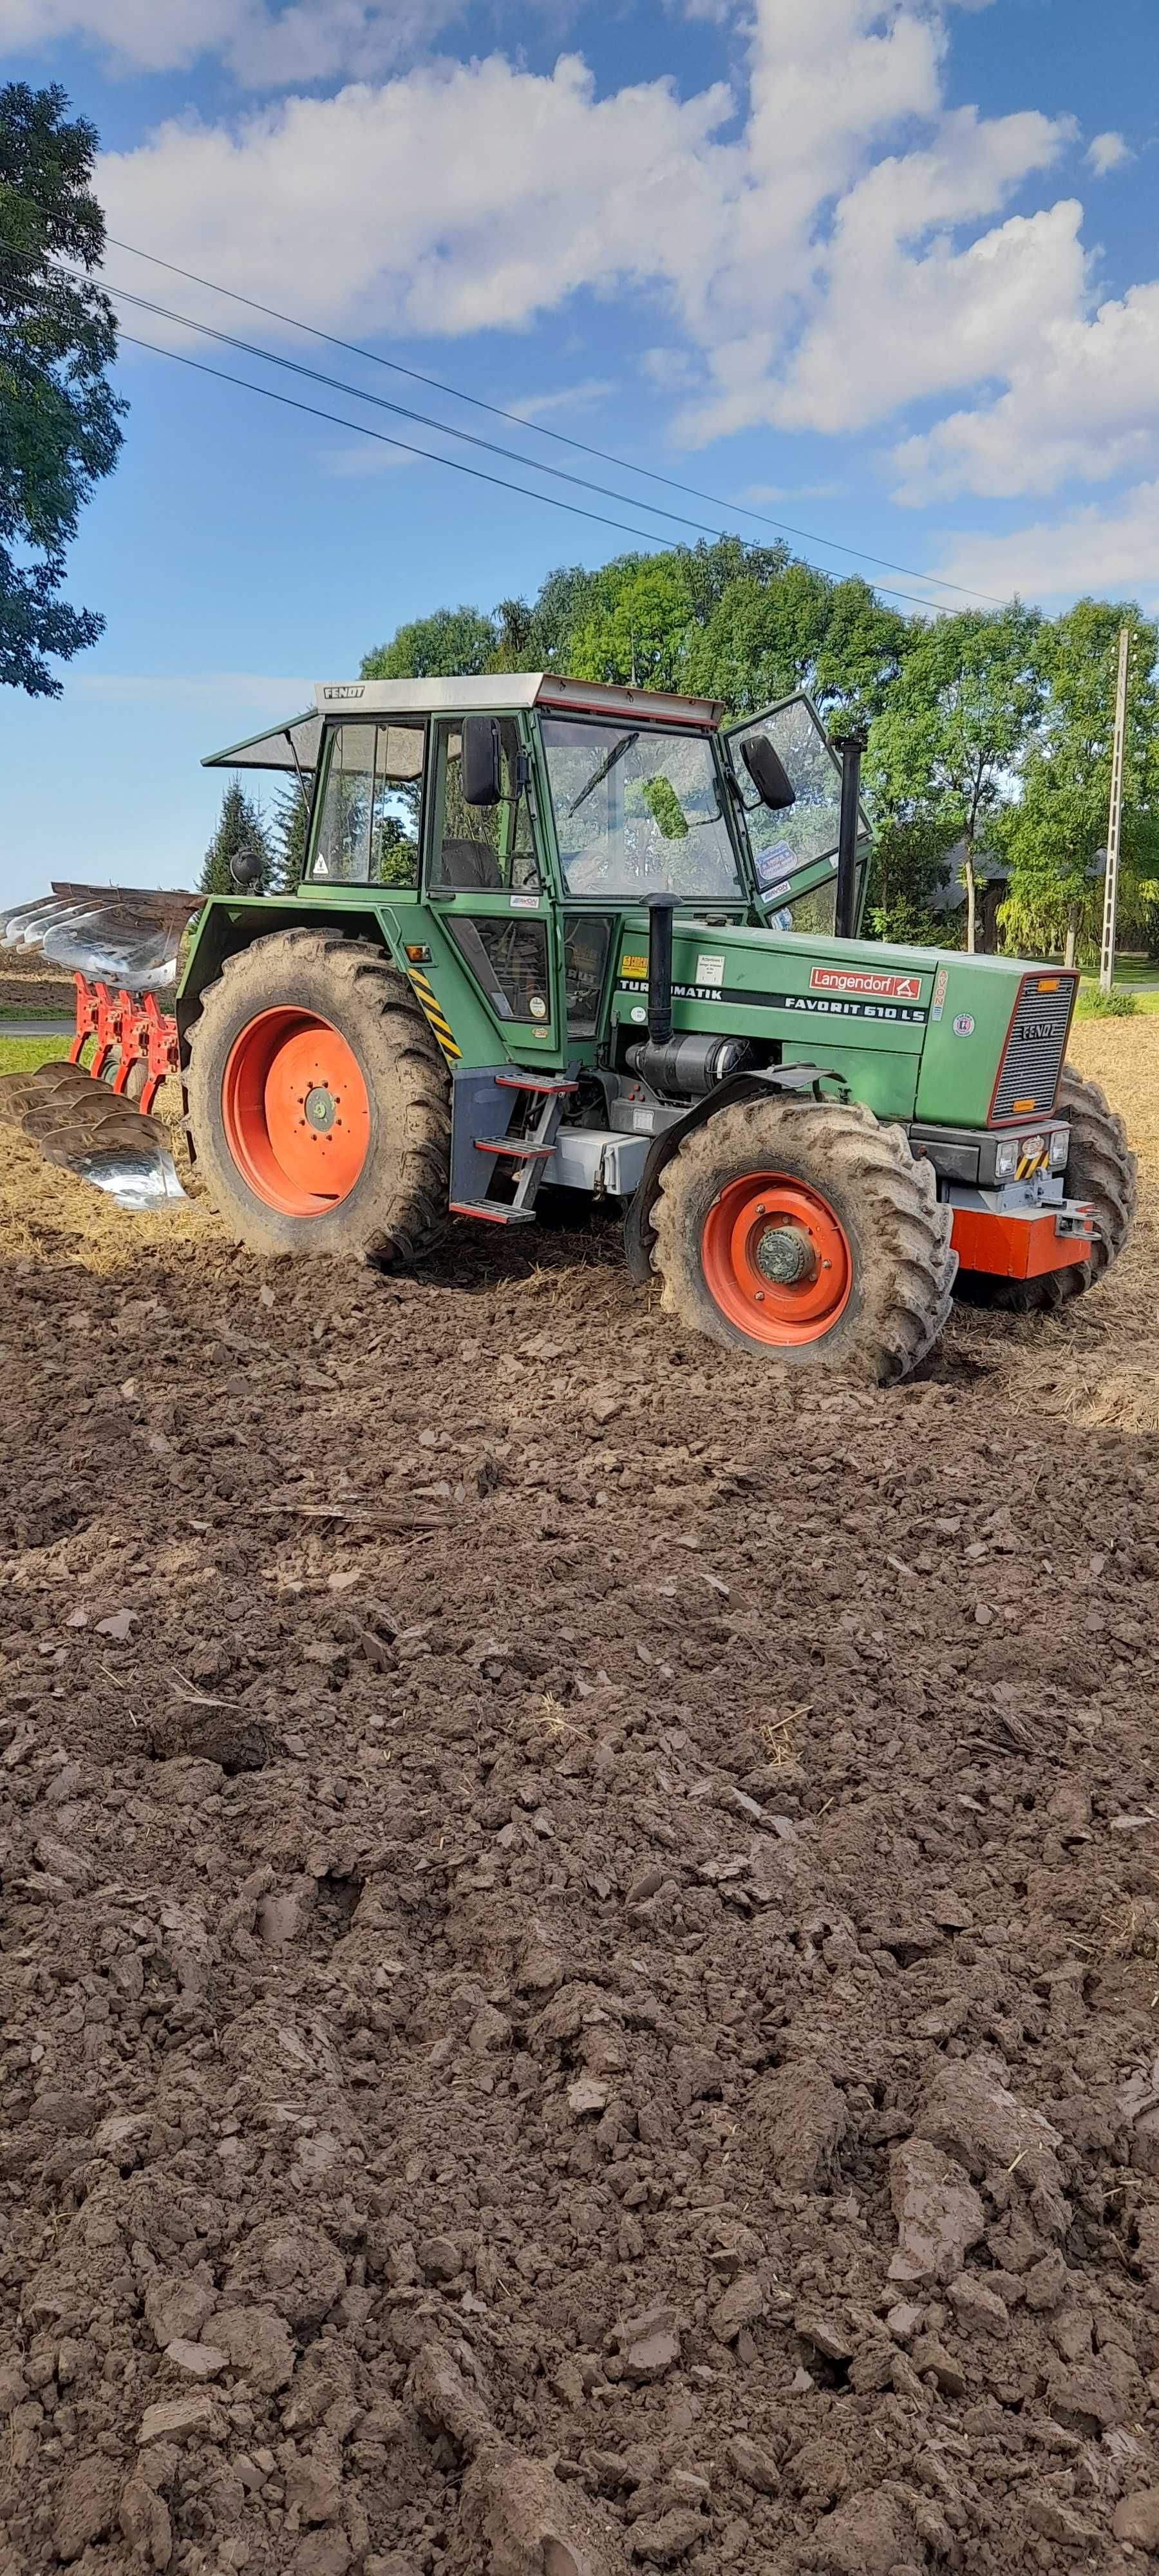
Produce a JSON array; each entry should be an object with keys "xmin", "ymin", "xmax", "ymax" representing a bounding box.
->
[
  {"xmin": 449, "ymin": 1199, "xmax": 535, "ymax": 1225},
  {"xmin": 494, "ymin": 1074, "xmax": 579, "ymax": 1095},
  {"xmin": 473, "ymin": 1136, "xmax": 556, "ymax": 1159}
]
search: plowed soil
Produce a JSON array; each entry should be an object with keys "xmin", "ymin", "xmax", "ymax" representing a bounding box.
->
[
  {"xmin": 0, "ymin": 949, "xmax": 76, "ymax": 1020},
  {"xmin": 3, "ymin": 1022, "xmax": 1159, "ymax": 2576}
]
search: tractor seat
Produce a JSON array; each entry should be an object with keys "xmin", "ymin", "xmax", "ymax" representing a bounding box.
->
[{"xmin": 438, "ymin": 838, "xmax": 503, "ymax": 889}]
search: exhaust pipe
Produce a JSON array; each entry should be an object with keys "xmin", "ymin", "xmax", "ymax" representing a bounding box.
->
[
  {"xmin": 832, "ymin": 729, "xmax": 867, "ymax": 941},
  {"xmin": 647, "ymin": 893, "xmax": 677, "ymax": 1045}
]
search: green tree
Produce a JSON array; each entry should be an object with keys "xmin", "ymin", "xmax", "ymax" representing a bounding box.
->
[
  {"xmin": 0, "ymin": 82, "xmax": 125, "ymax": 695},
  {"xmin": 865, "ymin": 810, "xmax": 957, "ymax": 946},
  {"xmin": 487, "ymin": 595, "xmax": 535, "ymax": 671},
  {"xmin": 272, "ymin": 782, "xmax": 310, "ymax": 893},
  {"xmin": 871, "ymin": 605, "xmax": 1044, "ymax": 952},
  {"xmin": 524, "ymin": 562, "xmax": 607, "ymax": 665},
  {"xmin": 999, "ymin": 603, "xmax": 1159, "ymax": 965},
  {"xmin": 569, "ymin": 554, "xmax": 694, "ymax": 690},
  {"xmin": 361, "ymin": 603, "xmax": 496, "ymax": 679},
  {"xmin": 202, "ymin": 781, "xmax": 273, "ymax": 896}
]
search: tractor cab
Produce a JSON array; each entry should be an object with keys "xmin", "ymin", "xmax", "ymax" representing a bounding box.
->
[{"xmin": 202, "ymin": 673, "xmax": 871, "ymax": 1062}]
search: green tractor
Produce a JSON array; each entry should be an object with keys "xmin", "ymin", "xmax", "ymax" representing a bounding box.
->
[{"xmin": 165, "ymin": 674, "xmax": 1132, "ymax": 1382}]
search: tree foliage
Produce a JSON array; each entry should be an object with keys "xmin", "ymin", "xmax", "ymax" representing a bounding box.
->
[
  {"xmin": 998, "ymin": 602, "xmax": 1159, "ymax": 961},
  {"xmin": 201, "ymin": 781, "xmax": 274, "ymax": 896},
  {"xmin": 870, "ymin": 606, "xmax": 1044, "ymax": 951},
  {"xmin": 0, "ymin": 82, "xmax": 124, "ymax": 696},
  {"xmin": 361, "ymin": 544, "xmax": 1159, "ymax": 961},
  {"xmin": 272, "ymin": 782, "xmax": 310, "ymax": 893},
  {"xmin": 362, "ymin": 603, "xmax": 498, "ymax": 681}
]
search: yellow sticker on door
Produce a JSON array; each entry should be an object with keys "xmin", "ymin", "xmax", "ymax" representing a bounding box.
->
[{"xmin": 620, "ymin": 952, "xmax": 648, "ymax": 979}]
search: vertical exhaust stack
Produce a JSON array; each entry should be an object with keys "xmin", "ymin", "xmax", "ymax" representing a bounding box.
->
[
  {"xmin": 832, "ymin": 730, "xmax": 867, "ymax": 942},
  {"xmin": 647, "ymin": 893, "xmax": 677, "ymax": 1045}
]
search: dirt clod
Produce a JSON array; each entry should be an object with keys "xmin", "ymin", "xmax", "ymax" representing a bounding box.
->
[{"xmin": 4, "ymin": 1016, "xmax": 1159, "ymax": 2575}]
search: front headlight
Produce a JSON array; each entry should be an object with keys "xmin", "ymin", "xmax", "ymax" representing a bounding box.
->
[
  {"xmin": 1049, "ymin": 1129, "xmax": 1069, "ymax": 1170},
  {"xmin": 995, "ymin": 1137, "xmax": 1019, "ymax": 1180}
]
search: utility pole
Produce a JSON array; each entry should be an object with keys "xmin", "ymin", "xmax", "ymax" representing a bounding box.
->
[{"xmin": 1100, "ymin": 623, "xmax": 1132, "ymax": 994}]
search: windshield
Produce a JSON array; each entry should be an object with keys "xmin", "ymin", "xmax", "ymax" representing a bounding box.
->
[{"xmin": 542, "ymin": 716, "xmax": 744, "ymax": 902}]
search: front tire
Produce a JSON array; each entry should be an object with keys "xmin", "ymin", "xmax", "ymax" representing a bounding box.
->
[
  {"xmin": 185, "ymin": 928, "xmax": 451, "ymax": 1264},
  {"xmin": 650, "ymin": 1095, "xmax": 955, "ymax": 1383},
  {"xmin": 955, "ymin": 1065, "xmax": 1136, "ymax": 1312}
]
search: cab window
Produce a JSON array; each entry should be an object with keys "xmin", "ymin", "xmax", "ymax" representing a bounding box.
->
[
  {"xmin": 429, "ymin": 718, "xmax": 540, "ymax": 891},
  {"xmin": 311, "ymin": 722, "xmax": 425, "ymax": 886}
]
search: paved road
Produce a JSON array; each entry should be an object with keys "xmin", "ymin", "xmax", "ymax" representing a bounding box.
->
[{"xmin": 0, "ymin": 1021, "xmax": 74, "ymax": 1038}]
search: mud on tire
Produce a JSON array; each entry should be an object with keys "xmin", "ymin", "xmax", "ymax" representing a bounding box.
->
[
  {"xmin": 651, "ymin": 1094, "xmax": 956, "ymax": 1384},
  {"xmin": 185, "ymin": 927, "xmax": 451, "ymax": 1264},
  {"xmin": 955, "ymin": 1063, "xmax": 1136, "ymax": 1313}
]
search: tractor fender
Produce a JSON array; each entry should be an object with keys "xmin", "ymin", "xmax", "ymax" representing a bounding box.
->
[
  {"xmin": 623, "ymin": 1065, "xmax": 848, "ymax": 1286},
  {"xmin": 176, "ymin": 897, "xmax": 406, "ymax": 1056}
]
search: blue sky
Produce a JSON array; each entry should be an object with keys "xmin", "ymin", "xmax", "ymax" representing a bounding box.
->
[{"xmin": 1, "ymin": 0, "xmax": 1156, "ymax": 902}]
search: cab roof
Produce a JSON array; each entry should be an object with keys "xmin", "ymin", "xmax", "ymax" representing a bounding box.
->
[{"xmin": 203, "ymin": 673, "xmax": 725, "ymax": 770}]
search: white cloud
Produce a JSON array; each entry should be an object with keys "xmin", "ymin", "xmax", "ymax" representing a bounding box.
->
[
  {"xmin": 73, "ymin": 0, "xmax": 1159, "ymax": 577},
  {"xmin": 742, "ymin": 480, "xmax": 843, "ymax": 501},
  {"xmin": 99, "ymin": 56, "xmax": 739, "ymax": 346},
  {"xmin": 933, "ymin": 482, "xmax": 1159, "ymax": 608},
  {"xmin": 513, "ymin": 378, "xmax": 617, "ymax": 420},
  {"xmin": 892, "ymin": 276, "xmax": 1159, "ymax": 500},
  {"xmin": 0, "ymin": 0, "xmax": 466, "ymax": 83},
  {"xmin": 686, "ymin": 109, "xmax": 1074, "ymax": 442},
  {"xmin": 1087, "ymin": 130, "xmax": 1134, "ymax": 176}
]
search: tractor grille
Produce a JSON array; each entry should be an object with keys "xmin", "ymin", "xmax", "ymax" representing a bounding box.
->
[{"xmin": 991, "ymin": 974, "xmax": 1075, "ymax": 1121}]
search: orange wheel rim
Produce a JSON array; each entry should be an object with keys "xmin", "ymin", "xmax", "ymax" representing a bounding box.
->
[
  {"xmin": 701, "ymin": 1171, "xmax": 852, "ymax": 1345},
  {"xmin": 221, "ymin": 1009, "xmax": 370, "ymax": 1217}
]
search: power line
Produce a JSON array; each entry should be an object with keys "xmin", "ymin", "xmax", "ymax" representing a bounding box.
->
[
  {"xmin": 113, "ymin": 331, "xmax": 708, "ymax": 554},
  {"xmin": 84, "ymin": 268, "xmax": 977, "ymax": 615},
  {"xmin": 99, "ymin": 230, "xmax": 1003, "ymax": 611},
  {"xmin": 112, "ymin": 325, "xmax": 962, "ymax": 617},
  {"xmin": 21, "ymin": 243, "xmax": 958, "ymax": 612},
  {"xmin": 50, "ymin": 258, "xmax": 738, "ymax": 547}
]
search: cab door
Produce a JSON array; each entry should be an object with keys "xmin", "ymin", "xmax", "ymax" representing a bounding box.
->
[
  {"xmin": 423, "ymin": 714, "xmax": 565, "ymax": 1065},
  {"xmin": 722, "ymin": 691, "xmax": 871, "ymax": 934}
]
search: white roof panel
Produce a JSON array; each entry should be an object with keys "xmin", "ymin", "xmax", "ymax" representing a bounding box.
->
[{"xmin": 312, "ymin": 674, "xmax": 724, "ymax": 727}]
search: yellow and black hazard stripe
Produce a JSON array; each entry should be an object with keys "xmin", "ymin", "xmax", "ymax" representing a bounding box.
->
[
  {"xmin": 1016, "ymin": 1148, "xmax": 1048, "ymax": 1179},
  {"xmin": 407, "ymin": 967, "xmax": 461, "ymax": 1062}
]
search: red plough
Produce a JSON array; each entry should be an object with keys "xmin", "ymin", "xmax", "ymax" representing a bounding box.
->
[{"xmin": 70, "ymin": 976, "xmax": 180, "ymax": 1112}]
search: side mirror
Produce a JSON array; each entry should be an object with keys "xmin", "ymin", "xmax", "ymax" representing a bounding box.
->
[
  {"xmin": 460, "ymin": 715, "xmax": 503, "ymax": 808},
  {"xmin": 741, "ymin": 733, "xmax": 796, "ymax": 811}
]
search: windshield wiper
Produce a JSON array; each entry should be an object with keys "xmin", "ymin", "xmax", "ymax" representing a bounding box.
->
[{"xmin": 567, "ymin": 731, "xmax": 638, "ymax": 817}]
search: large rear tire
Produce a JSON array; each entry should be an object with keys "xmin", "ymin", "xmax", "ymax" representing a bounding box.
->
[
  {"xmin": 954, "ymin": 1064, "xmax": 1136, "ymax": 1312},
  {"xmin": 185, "ymin": 928, "xmax": 451, "ymax": 1264},
  {"xmin": 650, "ymin": 1095, "xmax": 955, "ymax": 1383}
]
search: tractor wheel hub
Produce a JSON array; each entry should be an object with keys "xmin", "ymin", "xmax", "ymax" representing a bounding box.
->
[
  {"xmin": 755, "ymin": 1224, "xmax": 814, "ymax": 1285},
  {"xmin": 304, "ymin": 1085, "xmax": 337, "ymax": 1133}
]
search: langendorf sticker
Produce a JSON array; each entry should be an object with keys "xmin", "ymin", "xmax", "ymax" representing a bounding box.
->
[{"xmin": 809, "ymin": 966, "xmax": 923, "ymax": 1002}]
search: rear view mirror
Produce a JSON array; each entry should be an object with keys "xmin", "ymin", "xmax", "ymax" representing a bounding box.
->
[
  {"xmin": 461, "ymin": 715, "xmax": 503, "ymax": 807},
  {"xmin": 741, "ymin": 733, "xmax": 796, "ymax": 810}
]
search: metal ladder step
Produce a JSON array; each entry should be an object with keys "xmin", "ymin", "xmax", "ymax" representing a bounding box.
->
[
  {"xmin": 494, "ymin": 1073, "xmax": 579, "ymax": 1095},
  {"xmin": 473, "ymin": 1136, "xmax": 556, "ymax": 1160},
  {"xmin": 449, "ymin": 1199, "xmax": 535, "ymax": 1226}
]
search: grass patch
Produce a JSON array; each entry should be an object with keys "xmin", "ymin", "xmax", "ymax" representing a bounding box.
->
[
  {"xmin": 0, "ymin": 1035, "xmax": 71, "ymax": 1074},
  {"xmin": 1076, "ymin": 988, "xmax": 1142, "ymax": 1019},
  {"xmin": 0, "ymin": 1007, "xmax": 74, "ymax": 1024}
]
